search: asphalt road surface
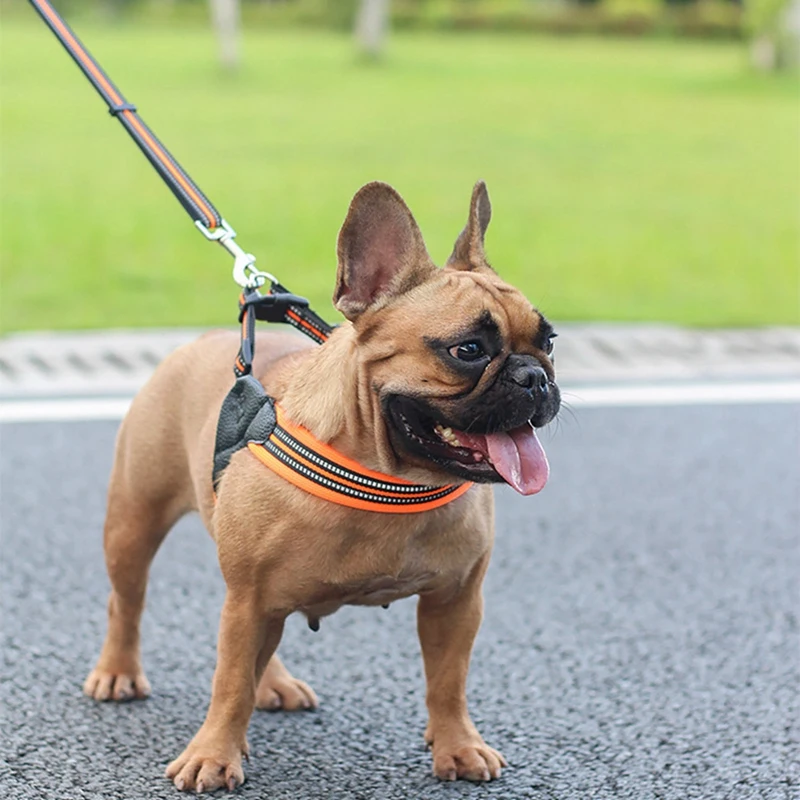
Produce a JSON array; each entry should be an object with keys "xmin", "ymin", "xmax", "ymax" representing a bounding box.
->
[{"xmin": 2, "ymin": 404, "xmax": 798, "ymax": 800}]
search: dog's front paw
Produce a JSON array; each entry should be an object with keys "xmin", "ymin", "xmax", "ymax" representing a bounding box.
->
[
  {"xmin": 83, "ymin": 667, "xmax": 151, "ymax": 702},
  {"xmin": 426, "ymin": 729, "xmax": 507, "ymax": 782},
  {"xmin": 165, "ymin": 734, "xmax": 247, "ymax": 793}
]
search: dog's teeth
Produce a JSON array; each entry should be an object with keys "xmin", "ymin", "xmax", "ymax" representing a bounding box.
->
[
  {"xmin": 434, "ymin": 424, "xmax": 465, "ymax": 448},
  {"xmin": 474, "ymin": 452, "xmax": 483, "ymax": 462}
]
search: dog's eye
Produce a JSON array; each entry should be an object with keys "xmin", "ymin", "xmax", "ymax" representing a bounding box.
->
[
  {"xmin": 545, "ymin": 333, "xmax": 557, "ymax": 356},
  {"xmin": 449, "ymin": 341, "xmax": 487, "ymax": 362}
]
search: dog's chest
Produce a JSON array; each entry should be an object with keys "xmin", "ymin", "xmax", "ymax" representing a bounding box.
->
[
  {"xmin": 299, "ymin": 491, "xmax": 492, "ymax": 621},
  {"xmin": 302, "ymin": 525, "xmax": 476, "ymax": 617}
]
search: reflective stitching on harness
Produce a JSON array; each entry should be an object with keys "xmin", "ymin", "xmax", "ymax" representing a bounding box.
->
[
  {"xmin": 272, "ymin": 426, "xmax": 441, "ymax": 495},
  {"xmin": 262, "ymin": 438, "xmax": 458, "ymax": 505},
  {"xmin": 241, "ymin": 404, "xmax": 474, "ymax": 513}
]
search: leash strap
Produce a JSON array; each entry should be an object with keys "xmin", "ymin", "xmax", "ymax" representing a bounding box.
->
[
  {"xmin": 30, "ymin": 0, "xmax": 334, "ymax": 316},
  {"xmin": 272, "ymin": 282, "xmax": 333, "ymax": 345},
  {"xmin": 26, "ymin": 2, "xmax": 446, "ymax": 512},
  {"xmin": 30, "ymin": 0, "xmax": 280, "ymax": 292},
  {"xmin": 235, "ymin": 284, "xmax": 335, "ymax": 377},
  {"xmin": 29, "ymin": 0, "xmax": 222, "ymax": 232}
]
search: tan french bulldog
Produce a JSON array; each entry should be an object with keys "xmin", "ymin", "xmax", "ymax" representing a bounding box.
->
[{"xmin": 82, "ymin": 181, "xmax": 560, "ymax": 792}]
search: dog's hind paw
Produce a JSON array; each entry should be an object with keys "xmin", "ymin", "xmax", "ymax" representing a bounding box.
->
[
  {"xmin": 429, "ymin": 735, "xmax": 507, "ymax": 782},
  {"xmin": 255, "ymin": 674, "xmax": 318, "ymax": 711},
  {"xmin": 83, "ymin": 668, "xmax": 151, "ymax": 702},
  {"xmin": 254, "ymin": 654, "xmax": 318, "ymax": 711}
]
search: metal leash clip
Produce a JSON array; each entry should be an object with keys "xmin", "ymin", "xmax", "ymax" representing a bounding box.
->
[{"xmin": 195, "ymin": 219, "xmax": 277, "ymax": 290}]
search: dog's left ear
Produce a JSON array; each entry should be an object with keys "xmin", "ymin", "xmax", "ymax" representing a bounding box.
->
[
  {"xmin": 447, "ymin": 180, "xmax": 492, "ymax": 271},
  {"xmin": 335, "ymin": 182, "xmax": 436, "ymax": 321}
]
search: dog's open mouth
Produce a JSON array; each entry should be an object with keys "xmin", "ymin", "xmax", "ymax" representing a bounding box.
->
[{"xmin": 387, "ymin": 397, "xmax": 549, "ymax": 495}]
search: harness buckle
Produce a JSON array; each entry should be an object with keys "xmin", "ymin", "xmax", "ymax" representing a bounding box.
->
[
  {"xmin": 239, "ymin": 289, "xmax": 310, "ymax": 324},
  {"xmin": 195, "ymin": 219, "xmax": 277, "ymax": 290}
]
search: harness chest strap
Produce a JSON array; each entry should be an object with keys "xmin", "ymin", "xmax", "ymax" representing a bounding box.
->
[
  {"xmin": 211, "ymin": 376, "xmax": 472, "ymax": 514},
  {"xmin": 251, "ymin": 406, "xmax": 473, "ymax": 514}
]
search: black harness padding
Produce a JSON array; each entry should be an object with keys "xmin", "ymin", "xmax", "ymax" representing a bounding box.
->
[
  {"xmin": 216, "ymin": 285, "xmax": 335, "ymax": 489},
  {"xmin": 213, "ymin": 375, "xmax": 277, "ymax": 491}
]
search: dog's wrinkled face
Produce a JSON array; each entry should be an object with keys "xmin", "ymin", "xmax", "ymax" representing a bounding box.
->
[
  {"xmin": 380, "ymin": 271, "xmax": 560, "ymax": 494},
  {"xmin": 334, "ymin": 181, "xmax": 560, "ymax": 495}
]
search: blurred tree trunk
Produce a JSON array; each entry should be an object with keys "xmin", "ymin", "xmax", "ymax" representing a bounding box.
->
[
  {"xmin": 748, "ymin": 0, "xmax": 800, "ymax": 70},
  {"xmin": 356, "ymin": 0, "xmax": 390, "ymax": 58},
  {"xmin": 210, "ymin": 0, "xmax": 240, "ymax": 71},
  {"xmin": 782, "ymin": 0, "xmax": 800, "ymax": 66}
]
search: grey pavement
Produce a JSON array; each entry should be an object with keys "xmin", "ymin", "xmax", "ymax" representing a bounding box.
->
[
  {"xmin": 2, "ymin": 403, "xmax": 798, "ymax": 799},
  {"xmin": 1, "ymin": 324, "xmax": 799, "ymax": 398}
]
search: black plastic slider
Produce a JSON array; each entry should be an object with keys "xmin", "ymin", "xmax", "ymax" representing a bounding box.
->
[
  {"xmin": 108, "ymin": 102, "xmax": 137, "ymax": 116},
  {"xmin": 238, "ymin": 290, "xmax": 311, "ymax": 324}
]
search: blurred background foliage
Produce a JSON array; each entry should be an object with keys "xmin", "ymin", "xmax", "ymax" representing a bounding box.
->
[
  {"xmin": 1, "ymin": 0, "xmax": 798, "ymax": 331},
  {"xmin": 8, "ymin": 0, "xmax": 752, "ymax": 37}
]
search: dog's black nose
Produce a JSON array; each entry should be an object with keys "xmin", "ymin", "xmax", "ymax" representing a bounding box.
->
[{"xmin": 508, "ymin": 359, "xmax": 548, "ymax": 392}]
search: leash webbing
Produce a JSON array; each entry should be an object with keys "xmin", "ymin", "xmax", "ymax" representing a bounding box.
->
[
  {"xmin": 29, "ymin": 0, "xmax": 335, "ymax": 363},
  {"xmin": 29, "ymin": 3, "xmax": 468, "ymax": 512},
  {"xmin": 29, "ymin": 0, "xmax": 222, "ymax": 232}
]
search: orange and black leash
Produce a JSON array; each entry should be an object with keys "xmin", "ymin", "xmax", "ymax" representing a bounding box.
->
[
  {"xmin": 29, "ymin": 0, "xmax": 220, "ymax": 232},
  {"xmin": 28, "ymin": 0, "xmax": 333, "ymax": 377},
  {"xmin": 31, "ymin": 0, "xmax": 470, "ymax": 514}
]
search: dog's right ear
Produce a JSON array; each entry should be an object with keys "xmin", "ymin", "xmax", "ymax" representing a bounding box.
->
[
  {"xmin": 447, "ymin": 180, "xmax": 492, "ymax": 271},
  {"xmin": 334, "ymin": 182, "xmax": 435, "ymax": 321}
]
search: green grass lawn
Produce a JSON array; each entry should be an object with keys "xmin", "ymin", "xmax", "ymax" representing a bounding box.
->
[{"xmin": 1, "ymin": 17, "xmax": 798, "ymax": 331}]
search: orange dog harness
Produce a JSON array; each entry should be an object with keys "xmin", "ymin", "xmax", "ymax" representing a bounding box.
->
[
  {"xmin": 212, "ymin": 295, "xmax": 472, "ymax": 514},
  {"xmin": 213, "ymin": 375, "xmax": 472, "ymax": 514},
  {"xmin": 249, "ymin": 406, "xmax": 472, "ymax": 514}
]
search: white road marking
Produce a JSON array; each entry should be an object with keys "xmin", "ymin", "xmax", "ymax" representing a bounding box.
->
[
  {"xmin": 1, "ymin": 381, "xmax": 799, "ymax": 423},
  {"xmin": 0, "ymin": 398, "xmax": 132, "ymax": 423},
  {"xmin": 566, "ymin": 381, "xmax": 800, "ymax": 408}
]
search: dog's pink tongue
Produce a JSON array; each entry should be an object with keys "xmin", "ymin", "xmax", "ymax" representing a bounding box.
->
[{"xmin": 460, "ymin": 425, "xmax": 550, "ymax": 495}]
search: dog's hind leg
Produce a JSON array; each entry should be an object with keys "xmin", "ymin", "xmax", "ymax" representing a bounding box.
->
[
  {"xmin": 254, "ymin": 653, "xmax": 318, "ymax": 711},
  {"xmin": 83, "ymin": 413, "xmax": 192, "ymax": 702}
]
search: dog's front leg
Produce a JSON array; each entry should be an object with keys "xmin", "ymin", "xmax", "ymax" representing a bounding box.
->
[
  {"xmin": 165, "ymin": 591, "xmax": 284, "ymax": 793},
  {"xmin": 417, "ymin": 553, "xmax": 507, "ymax": 782}
]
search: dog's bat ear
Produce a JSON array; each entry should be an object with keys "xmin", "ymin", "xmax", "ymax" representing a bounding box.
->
[
  {"xmin": 335, "ymin": 182, "xmax": 435, "ymax": 320},
  {"xmin": 447, "ymin": 180, "xmax": 493, "ymax": 271}
]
